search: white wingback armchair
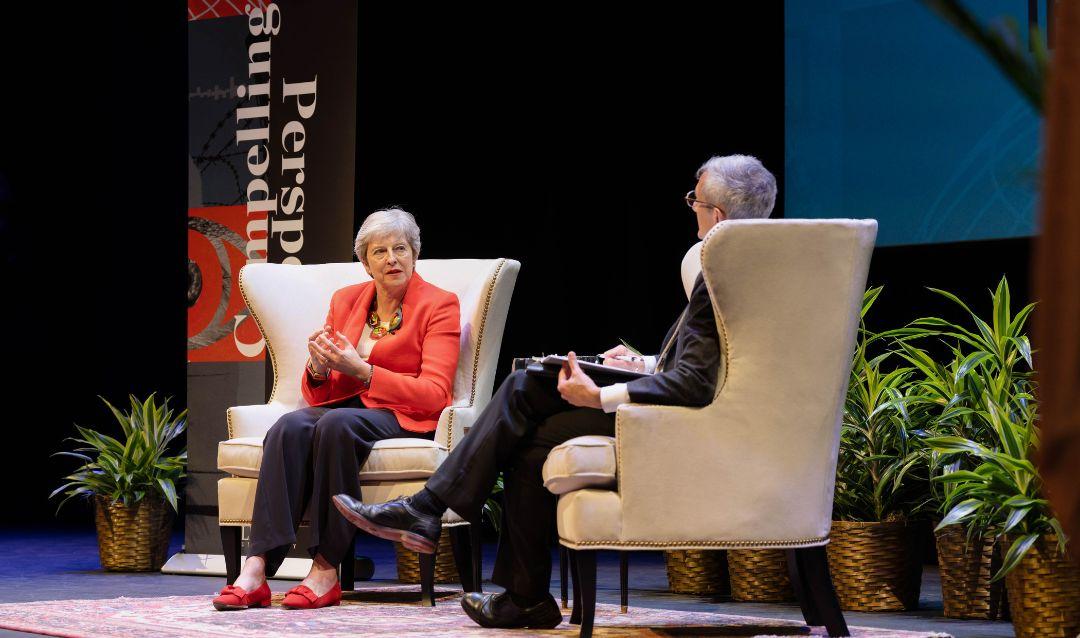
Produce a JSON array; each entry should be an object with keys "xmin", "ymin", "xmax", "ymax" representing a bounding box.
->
[
  {"xmin": 216, "ymin": 258, "xmax": 520, "ymax": 602},
  {"xmin": 546, "ymin": 219, "xmax": 877, "ymax": 637}
]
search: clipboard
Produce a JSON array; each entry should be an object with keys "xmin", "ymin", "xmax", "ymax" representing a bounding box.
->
[{"xmin": 525, "ymin": 355, "xmax": 649, "ymax": 385}]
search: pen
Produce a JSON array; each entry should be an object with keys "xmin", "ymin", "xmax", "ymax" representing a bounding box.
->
[{"xmin": 598, "ymin": 354, "xmax": 643, "ymax": 363}]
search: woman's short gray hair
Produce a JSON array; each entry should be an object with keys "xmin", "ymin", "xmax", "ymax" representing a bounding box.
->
[
  {"xmin": 696, "ymin": 155, "xmax": 777, "ymax": 220},
  {"xmin": 354, "ymin": 208, "xmax": 422, "ymax": 264}
]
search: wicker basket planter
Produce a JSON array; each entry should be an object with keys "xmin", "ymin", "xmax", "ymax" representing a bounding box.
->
[
  {"xmin": 663, "ymin": 550, "xmax": 729, "ymax": 595},
  {"xmin": 727, "ymin": 549, "xmax": 794, "ymax": 602},
  {"xmin": 1003, "ymin": 534, "xmax": 1080, "ymax": 638},
  {"xmin": 934, "ymin": 525, "xmax": 1008, "ymax": 620},
  {"xmin": 826, "ymin": 520, "xmax": 923, "ymax": 612},
  {"xmin": 93, "ymin": 496, "xmax": 173, "ymax": 572},
  {"xmin": 394, "ymin": 530, "xmax": 459, "ymax": 584}
]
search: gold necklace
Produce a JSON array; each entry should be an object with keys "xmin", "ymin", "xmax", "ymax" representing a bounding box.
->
[{"xmin": 367, "ymin": 296, "xmax": 402, "ymax": 340}]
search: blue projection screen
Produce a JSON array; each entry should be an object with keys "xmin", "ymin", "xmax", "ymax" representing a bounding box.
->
[{"xmin": 784, "ymin": 0, "xmax": 1042, "ymax": 246}]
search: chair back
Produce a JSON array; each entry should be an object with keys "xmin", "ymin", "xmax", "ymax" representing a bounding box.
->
[
  {"xmin": 238, "ymin": 259, "xmax": 520, "ymax": 413},
  {"xmin": 703, "ymin": 218, "xmax": 875, "ymax": 537},
  {"xmin": 680, "ymin": 241, "xmax": 703, "ymax": 299},
  {"xmin": 617, "ymin": 219, "xmax": 876, "ymax": 544}
]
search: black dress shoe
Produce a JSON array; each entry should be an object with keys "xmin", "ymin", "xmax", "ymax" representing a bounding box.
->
[
  {"xmin": 460, "ymin": 592, "xmax": 562, "ymax": 629},
  {"xmin": 332, "ymin": 493, "xmax": 441, "ymax": 554}
]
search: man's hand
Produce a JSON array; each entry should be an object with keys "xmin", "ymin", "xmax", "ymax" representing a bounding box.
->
[
  {"xmin": 311, "ymin": 330, "xmax": 371, "ymax": 380},
  {"xmin": 557, "ymin": 351, "xmax": 602, "ymax": 409},
  {"xmin": 601, "ymin": 344, "xmax": 646, "ymax": 372}
]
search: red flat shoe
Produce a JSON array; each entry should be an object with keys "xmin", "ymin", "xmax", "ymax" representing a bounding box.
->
[
  {"xmin": 212, "ymin": 582, "xmax": 272, "ymax": 610},
  {"xmin": 282, "ymin": 581, "xmax": 342, "ymax": 609}
]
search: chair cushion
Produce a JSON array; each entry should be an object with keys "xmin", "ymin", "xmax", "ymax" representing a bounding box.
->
[
  {"xmin": 358, "ymin": 438, "xmax": 448, "ymax": 481},
  {"xmin": 542, "ymin": 435, "xmax": 617, "ymax": 495},
  {"xmin": 217, "ymin": 436, "xmax": 448, "ymax": 481},
  {"xmin": 218, "ymin": 437, "xmax": 263, "ymax": 478}
]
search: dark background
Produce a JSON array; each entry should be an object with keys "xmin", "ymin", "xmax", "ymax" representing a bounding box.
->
[{"xmin": 0, "ymin": 2, "xmax": 1033, "ymax": 527}]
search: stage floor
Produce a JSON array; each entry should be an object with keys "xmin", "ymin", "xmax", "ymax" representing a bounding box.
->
[{"xmin": 0, "ymin": 527, "xmax": 1013, "ymax": 637}]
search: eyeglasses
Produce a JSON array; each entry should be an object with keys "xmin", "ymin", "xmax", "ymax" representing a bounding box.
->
[
  {"xmin": 368, "ymin": 244, "xmax": 411, "ymax": 263},
  {"xmin": 685, "ymin": 190, "xmax": 726, "ymax": 217}
]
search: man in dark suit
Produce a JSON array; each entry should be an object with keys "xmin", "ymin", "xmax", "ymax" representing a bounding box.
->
[{"xmin": 334, "ymin": 154, "xmax": 777, "ymax": 629}]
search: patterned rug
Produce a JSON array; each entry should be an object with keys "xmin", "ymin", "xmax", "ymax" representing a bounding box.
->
[{"xmin": 0, "ymin": 588, "xmax": 950, "ymax": 638}]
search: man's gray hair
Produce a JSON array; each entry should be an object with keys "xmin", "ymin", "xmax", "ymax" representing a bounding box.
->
[
  {"xmin": 354, "ymin": 208, "xmax": 422, "ymax": 264},
  {"xmin": 696, "ymin": 155, "xmax": 777, "ymax": 220}
]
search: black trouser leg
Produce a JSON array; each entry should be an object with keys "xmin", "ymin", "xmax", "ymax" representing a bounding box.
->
[
  {"xmin": 426, "ymin": 370, "xmax": 572, "ymax": 520},
  {"xmin": 249, "ymin": 402, "xmax": 424, "ymax": 577},
  {"xmin": 307, "ymin": 407, "xmax": 420, "ymax": 567},
  {"xmin": 490, "ymin": 407, "xmax": 615, "ymax": 600},
  {"xmin": 249, "ymin": 408, "xmax": 324, "ymax": 576},
  {"xmin": 426, "ymin": 370, "xmax": 614, "ymax": 601}
]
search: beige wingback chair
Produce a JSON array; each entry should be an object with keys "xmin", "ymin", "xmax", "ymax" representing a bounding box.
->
[
  {"xmin": 544, "ymin": 219, "xmax": 877, "ymax": 638},
  {"xmin": 216, "ymin": 258, "xmax": 520, "ymax": 604}
]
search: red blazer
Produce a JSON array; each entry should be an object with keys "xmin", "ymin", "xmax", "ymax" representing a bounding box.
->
[{"xmin": 301, "ymin": 272, "xmax": 461, "ymax": 434}]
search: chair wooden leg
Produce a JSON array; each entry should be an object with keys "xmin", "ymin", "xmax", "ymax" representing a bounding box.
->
[
  {"xmin": 339, "ymin": 536, "xmax": 356, "ymax": 591},
  {"xmin": 449, "ymin": 525, "xmax": 477, "ymax": 593},
  {"xmin": 576, "ymin": 550, "xmax": 597, "ymax": 638},
  {"xmin": 419, "ymin": 551, "xmax": 436, "ymax": 607},
  {"xmin": 619, "ymin": 552, "xmax": 629, "ymax": 613},
  {"xmin": 355, "ymin": 556, "xmax": 375, "ymax": 581},
  {"xmin": 470, "ymin": 521, "xmax": 482, "ymax": 593},
  {"xmin": 560, "ymin": 546, "xmax": 570, "ymax": 609},
  {"xmin": 791, "ymin": 547, "xmax": 849, "ymax": 637},
  {"xmin": 568, "ymin": 549, "xmax": 582, "ymax": 625},
  {"xmin": 220, "ymin": 526, "xmax": 241, "ymax": 586},
  {"xmin": 786, "ymin": 548, "xmax": 821, "ymax": 626}
]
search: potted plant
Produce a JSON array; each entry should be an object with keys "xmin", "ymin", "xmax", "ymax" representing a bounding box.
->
[
  {"xmin": 827, "ymin": 287, "xmax": 932, "ymax": 612},
  {"xmin": 896, "ymin": 277, "xmax": 1032, "ymax": 619},
  {"xmin": 51, "ymin": 394, "xmax": 187, "ymax": 572},
  {"xmin": 927, "ymin": 376, "xmax": 1079, "ymax": 635}
]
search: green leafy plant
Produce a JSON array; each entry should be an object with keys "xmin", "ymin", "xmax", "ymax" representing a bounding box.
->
[
  {"xmin": 482, "ymin": 474, "xmax": 504, "ymax": 534},
  {"xmin": 894, "ymin": 276, "xmax": 1059, "ymax": 580},
  {"xmin": 833, "ymin": 287, "xmax": 932, "ymax": 523},
  {"xmin": 892, "ymin": 276, "xmax": 1034, "ymax": 510},
  {"xmin": 927, "ymin": 390, "xmax": 1053, "ymax": 581},
  {"xmin": 51, "ymin": 394, "xmax": 188, "ymax": 514}
]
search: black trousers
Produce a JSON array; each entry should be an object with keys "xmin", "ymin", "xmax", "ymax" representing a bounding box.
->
[
  {"xmin": 427, "ymin": 369, "xmax": 615, "ymax": 599},
  {"xmin": 250, "ymin": 396, "xmax": 432, "ymax": 576}
]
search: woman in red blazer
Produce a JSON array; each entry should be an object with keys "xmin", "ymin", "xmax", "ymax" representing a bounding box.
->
[{"xmin": 213, "ymin": 208, "xmax": 460, "ymax": 611}]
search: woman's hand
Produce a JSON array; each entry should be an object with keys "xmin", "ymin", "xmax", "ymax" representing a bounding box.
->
[
  {"xmin": 311, "ymin": 330, "xmax": 372, "ymax": 381},
  {"xmin": 557, "ymin": 351, "xmax": 602, "ymax": 409},
  {"xmin": 306, "ymin": 326, "xmax": 333, "ymax": 376},
  {"xmin": 601, "ymin": 344, "xmax": 646, "ymax": 372}
]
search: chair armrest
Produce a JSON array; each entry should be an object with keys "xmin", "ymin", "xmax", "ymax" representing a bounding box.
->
[
  {"xmin": 226, "ymin": 402, "xmax": 294, "ymax": 440},
  {"xmin": 434, "ymin": 405, "xmax": 479, "ymax": 451},
  {"xmin": 614, "ymin": 402, "xmax": 835, "ymax": 545}
]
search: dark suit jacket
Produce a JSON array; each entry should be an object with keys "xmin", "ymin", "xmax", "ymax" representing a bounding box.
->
[{"xmin": 626, "ymin": 274, "xmax": 721, "ymax": 407}]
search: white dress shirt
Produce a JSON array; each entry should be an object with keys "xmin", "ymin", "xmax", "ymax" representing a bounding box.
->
[{"xmin": 598, "ymin": 355, "xmax": 657, "ymax": 413}]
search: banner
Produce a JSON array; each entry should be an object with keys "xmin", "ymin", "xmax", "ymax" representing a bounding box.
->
[{"xmin": 184, "ymin": 0, "xmax": 357, "ymax": 558}]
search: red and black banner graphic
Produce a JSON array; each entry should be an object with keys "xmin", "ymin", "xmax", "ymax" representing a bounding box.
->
[{"xmin": 186, "ymin": 1, "xmax": 357, "ymax": 555}]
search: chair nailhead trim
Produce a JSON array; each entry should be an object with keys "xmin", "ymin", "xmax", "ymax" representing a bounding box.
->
[{"xmin": 564, "ymin": 536, "xmax": 829, "ymax": 548}]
